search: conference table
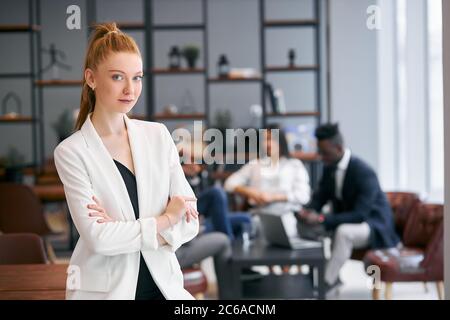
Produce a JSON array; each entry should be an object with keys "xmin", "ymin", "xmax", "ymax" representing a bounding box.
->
[
  {"xmin": 0, "ymin": 264, "xmax": 68, "ymax": 300},
  {"xmin": 230, "ymin": 237, "xmax": 327, "ymax": 299}
]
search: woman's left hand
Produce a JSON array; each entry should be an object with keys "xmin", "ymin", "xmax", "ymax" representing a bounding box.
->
[{"xmin": 87, "ymin": 195, "xmax": 115, "ymax": 223}]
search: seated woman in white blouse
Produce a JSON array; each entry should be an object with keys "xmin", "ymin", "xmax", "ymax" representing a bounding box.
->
[{"xmin": 224, "ymin": 125, "xmax": 311, "ymax": 213}]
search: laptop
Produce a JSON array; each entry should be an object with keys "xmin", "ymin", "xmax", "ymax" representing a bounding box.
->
[{"xmin": 258, "ymin": 211, "xmax": 323, "ymax": 250}]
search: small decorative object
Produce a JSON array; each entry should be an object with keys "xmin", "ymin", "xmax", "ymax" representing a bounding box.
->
[
  {"xmin": 274, "ymin": 89, "xmax": 286, "ymax": 114},
  {"xmin": 213, "ymin": 109, "xmax": 233, "ymax": 129},
  {"xmin": 41, "ymin": 43, "xmax": 71, "ymax": 79},
  {"xmin": 163, "ymin": 104, "xmax": 178, "ymax": 114},
  {"xmin": 52, "ymin": 109, "xmax": 75, "ymax": 142},
  {"xmin": 182, "ymin": 45, "xmax": 200, "ymax": 69},
  {"xmin": 228, "ymin": 68, "xmax": 259, "ymax": 79},
  {"xmin": 288, "ymin": 48, "xmax": 296, "ymax": 67},
  {"xmin": 1, "ymin": 92, "xmax": 22, "ymax": 118},
  {"xmin": 249, "ymin": 104, "xmax": 263, "ymax": 128},
  {"xmin": 168, "ymin": 46, "xmax": 181, "ymax": 69},
  {"xmin": 0, "ymin": 146, "xmax": 26, "ymax": 183},
  {"xmin": 217, "ymin": 54, "xmax": 230, "ymax": 78},
  {"xmin": 179, "ymin": 89, "xmax": 197, "ymax": 113}
]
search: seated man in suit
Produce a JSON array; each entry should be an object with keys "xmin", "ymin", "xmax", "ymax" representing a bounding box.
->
[{"xmin": 299, "ymin": 123, "xmax": 400, "ymax": 292}]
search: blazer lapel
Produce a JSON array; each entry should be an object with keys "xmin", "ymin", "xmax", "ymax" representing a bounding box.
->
[
  {"xmin": 80, "ymin": 113, "xmax": 136, "ymax": 221},
  {"xmin": 124, "ymin": 115, "xmax": 152, "ymax": 219}
]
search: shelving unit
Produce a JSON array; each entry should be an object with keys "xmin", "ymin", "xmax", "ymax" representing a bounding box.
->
[
  {"xmin": 89, "ymin": 0, "xmax": 327, "ymax": 132},
  {"xmin": 260, "ymin": 0, "xmax": 324, "ymax": 127},
  {"xmin": 1, "ymin": 0, "xmax": 327, "ymax": 175},
  {"xmin": 0, "ymin": 0, "xmax": 40, "ymax": 171}
]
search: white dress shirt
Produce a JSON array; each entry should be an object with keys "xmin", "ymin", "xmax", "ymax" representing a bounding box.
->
[
  {"xmin": 224, "ymin": 157, "xmax": 311, "ymax": 212},
  {"xmin": 335, "ymin": 148, "xmax": 351, "ymax": 200}
]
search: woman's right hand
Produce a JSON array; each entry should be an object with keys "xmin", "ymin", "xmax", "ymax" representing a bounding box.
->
[{"xmin": 165, "ymin": 195, "xmax": 199, "ymax": 224}]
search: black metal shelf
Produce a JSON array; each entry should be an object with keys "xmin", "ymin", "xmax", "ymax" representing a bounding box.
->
[
  {"xmin": 87, "ymin": 0, "xmax": 326, "ymax": 132},
  {"xmin": 265, "ymin": 65, "xmax": 319, "ymax": 72},
  {"xmin": 260, "ymin": 0, "xmax": 324, "ymax": 127},
  {"xmin": 0, "ymin": 0, "xmax": 42, "ymax": 173},
  {"xmin": 153, "ymin": 24, "xmax": 205, "ymax": 31}
]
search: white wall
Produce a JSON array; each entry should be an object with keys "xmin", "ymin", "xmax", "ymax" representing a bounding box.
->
[{"xmin": 329, "ymin": 0, "xmax": 379, "ymax": 171}]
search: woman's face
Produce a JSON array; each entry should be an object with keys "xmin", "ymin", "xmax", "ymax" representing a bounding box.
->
[{"xmin": 86, "ymin": 52, "xmax": 143, "ymax": 114}]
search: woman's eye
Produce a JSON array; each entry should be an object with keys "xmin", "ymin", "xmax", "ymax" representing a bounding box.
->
[
  {"xmin": 134, "ymin": 75, "xmax": 143, "ymax": 81},
  {"xmin": 112, "ymin": 74, "xmax": 123, "ymax": 81}
]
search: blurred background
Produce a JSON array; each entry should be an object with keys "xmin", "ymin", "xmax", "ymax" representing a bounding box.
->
[{"xmin": 0, "ymin": 0, "xmax": 445, "ymax": 300}]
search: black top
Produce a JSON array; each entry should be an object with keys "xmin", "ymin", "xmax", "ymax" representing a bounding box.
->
[{"xmin": 113, "ymin": 159, "xmax": 165, "ymax": 300}]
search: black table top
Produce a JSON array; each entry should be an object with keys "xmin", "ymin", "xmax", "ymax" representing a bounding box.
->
[{"xmin": 231, "ymin": 237, "xmax": 325, "ymax": 266}]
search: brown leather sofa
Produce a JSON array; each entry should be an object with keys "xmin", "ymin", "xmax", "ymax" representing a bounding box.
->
[
  {"xmin": 363, "ymin": 202, "xmax": 443, "ymax": 300},
  {"xmin": 350, "ymin": 192, "xmax": 420, "ymax": 261}
]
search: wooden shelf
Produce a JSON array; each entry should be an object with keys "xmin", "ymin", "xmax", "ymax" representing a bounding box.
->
[
  {"xmin": 264, "ymin": 19, "xmax": 318, "ymax": 27},
  {"xmin": 266, "ymin": 111, "xmax": 320, "ymax": 117},
  {"xmin": 0, "ymin": 115, "xmax": 35, "ymax": 123},
  {"xmin": 111, "ymin": 22, "xmax": 206, "ymax": 31},
  {"xmin": 116, "ymin": 22, "xmax": 145, "ymax": 30},
  {"xmin": 154, "ymin": 113, "xmax": 206, "ymax": 120},
  {"xmin": 208, "ymin": 76, "xmax": 262, "ymax": 83},
  {"xmin": 35, "ymin": 80, "xmax": 82, "ymax": 86},
  {"xmin": 153, "ymin": 24, "xmax": 205, "ymax": 31},
  {"xmin": 265, "ymin": 65, "xmax": 318, "ymax": 72},
  {"xmin": 0, "ymin": 24, "xmax": 41, "ymax": 32},
  {"xmin": 152, "ymin": 68, "xmax": 205, "ymax": 75}
]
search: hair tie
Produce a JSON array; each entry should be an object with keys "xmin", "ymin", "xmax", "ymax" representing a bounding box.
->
[{"xmin": 107, "ymin": 30, "xmax": 118, "ymax": 35}]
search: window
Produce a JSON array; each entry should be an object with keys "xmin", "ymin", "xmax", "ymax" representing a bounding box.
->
[
  {"xmin": 393, "ymin": 0, "xmax": 443, "ymax": 202},
  {"xmin": 427, "ymin": 0, "xmax": 444, "ymax": 202}
]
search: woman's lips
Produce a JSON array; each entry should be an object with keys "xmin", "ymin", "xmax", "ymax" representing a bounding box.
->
[{"xmin": 118, "ymin": 99, "xmax": 134, "ymax": 104}]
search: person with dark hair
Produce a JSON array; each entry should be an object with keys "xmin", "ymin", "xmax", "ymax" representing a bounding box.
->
[
  {"xmin": 225, "ymin": 125, "xmax": 310, "ymax": 213},
  {"xmin": 299, "ymin": 123, "xmax": 400, "ymax": 293}
]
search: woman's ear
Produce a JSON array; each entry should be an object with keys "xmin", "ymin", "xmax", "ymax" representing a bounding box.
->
[{"xmin": 84, "ymin": 68, "xmax": 96, "ymax": 90}]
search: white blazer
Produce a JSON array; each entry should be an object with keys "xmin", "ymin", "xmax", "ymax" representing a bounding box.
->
[{"xmin": 54, "ymin": 113, "xmax": 199, "ymax": 300}]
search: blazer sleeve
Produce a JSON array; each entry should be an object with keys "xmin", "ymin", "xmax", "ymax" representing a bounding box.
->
[
  {"xmin": 306, "ymin": 168, "xmax": 332, "ymax": 212},
  {"xmin": 158, "ymin": 124, "xmax": 199, "ymax": 252},
  {"xmin": 286, "ymin": 160, "xmax": 311, "ymax": 205},
  {"xmin": 54, "ymin": 144, "xmax": 160, "ymax": 256},
  {"xmin": 323, "ymin": 169, "xmax": 378, "ymax": 229}
]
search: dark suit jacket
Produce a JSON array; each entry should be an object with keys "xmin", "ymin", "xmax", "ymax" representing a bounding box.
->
[{"xmin": 307, "ymin": 156, "xmax": 400, "ymax": 249}]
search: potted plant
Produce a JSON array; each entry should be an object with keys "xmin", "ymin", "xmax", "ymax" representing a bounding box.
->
[
  {"xmin": 52, "ymin": 109, "xmax": 75, "ymax": 143},
  {"xmin": 182, "ymin": 45, "xmax": 200, "ymax": 69},
  {"xmin": 0, "ymin": 146, "xmax": 26, "ymax": 183}
]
